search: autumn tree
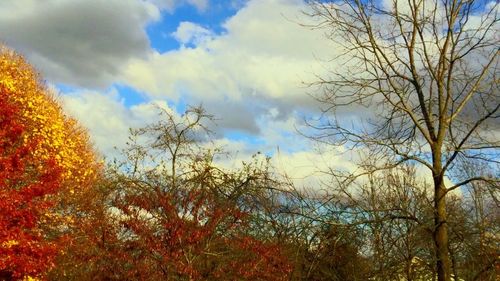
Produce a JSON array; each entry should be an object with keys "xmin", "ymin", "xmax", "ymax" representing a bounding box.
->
[
  {"xmin": 304, "ymin": 1, "xmax": 499, "ymax": 280},
  {"xmin": 0, "ymin": 46, "xmax": 99, "ymax": 280},
  {"xmin": 0, "ymin": 46, "xmax": 98, "ymax": 192},
  {"xmin": 55, "ymin": 106, "xmax": 292, "ymax": 281},
  {"xmin": 0, "ymin": 87, "xmax": 62, "ymax": 280}
]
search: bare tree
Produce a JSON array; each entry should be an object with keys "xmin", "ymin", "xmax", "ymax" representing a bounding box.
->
[
  {"xmin": 305, "ymin": 0, "xmax": 499, "ymax": 280},
  {"xmin": 447, "ymin": 161, "xmax": 500, "ymax": 281}
]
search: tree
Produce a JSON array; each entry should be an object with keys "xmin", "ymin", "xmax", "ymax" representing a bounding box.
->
[
  {"xmin": 305, "ymin": 1, "xmax": 499, "ymax": 280},
  {"xmin": 0, "ymin": 45, "xmax": 99, "ymax": 280},
  {"xmin": 0, "ymin": 45, "xmax": 98, "ymax": 193},
  {"xmin": 0, "ymin": 89, "xmax": 62, "ymax": 280},
  {"xmin": 446, "ymin": 161, "xmax": 499, "ymax": 280},
  {"xmin": 285, "ymin": 164, "xmax": 435, "ymax": 281},
  {"xmin": 54, "ymin": 107, "xmax": 292, "ymax": 281}
]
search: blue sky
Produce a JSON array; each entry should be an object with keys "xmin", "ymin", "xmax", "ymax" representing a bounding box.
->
[{"xmin": 146, "ymin": 1, "xmax": 241, "ymax": 53}]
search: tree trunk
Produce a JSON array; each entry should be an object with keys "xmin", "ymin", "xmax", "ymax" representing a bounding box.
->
[{"xmin": 434, "ymin": 173, "xmax": 451, "ymax": 281}]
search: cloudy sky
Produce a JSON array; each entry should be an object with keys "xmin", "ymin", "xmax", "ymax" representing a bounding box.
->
[
  {"xmin": 3, "ymin": 0, "xmax": 495, "ymax": 191},
  {"xmin": 1, "ymin": 0, "xmax": 346, "ymax": 185}
]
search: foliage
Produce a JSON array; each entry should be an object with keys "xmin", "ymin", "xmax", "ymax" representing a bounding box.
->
[
  {"xmin": 52, "ymin": 107, "xmax": 292, "ymax": 281},
  {"xmin": 0, "ymin": 78, "xmax": 61, "ymax": 280},
  {"xmin": 0, "ymin": 46, "xmax": 99, "ymax": 280},
  {"xmin": 0, "ymin": 46, "xmax": 98, "ymax": 192}
]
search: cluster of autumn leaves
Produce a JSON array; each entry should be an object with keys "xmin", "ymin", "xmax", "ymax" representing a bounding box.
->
[
  {"xmin": 0, "ymin": 46, "xmax": 292, "ymax": 280},
  {"xmin": 0, "ymin": 46, "xmax": 98, "ymax": 280}
]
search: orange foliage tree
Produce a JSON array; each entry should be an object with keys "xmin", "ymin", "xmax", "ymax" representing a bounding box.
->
[
  {"xmin": 0, "ymin": 89, "xmax": 61, "ymax": 280},
  {"xmin": 0, "ymin": 46, "xmax": 99, "ymax": 280},
  {"xmin": 0, "ymin": 46, "xmax": 97, "ymax": 192}
]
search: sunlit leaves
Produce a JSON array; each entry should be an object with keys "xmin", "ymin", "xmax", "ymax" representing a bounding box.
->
[
  {"xmin": 0, "ymin": 46, "xmax": 98, "ymax": 191},
  {"xmin": 0, "ymin": 89, "xmax": 60, "ymax": 280},
  {"xmin": 0, "ymin": 45, "xmax": 98, "ymax": 280}
]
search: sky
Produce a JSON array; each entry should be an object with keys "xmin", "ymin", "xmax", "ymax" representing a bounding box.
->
[
  {"xmin": 0, "ymin": 0, "xmax": 345, "ymax": 186},
  {"xmin": 2, "ymin": 0, "xmax": 493, "ymax": 190}
]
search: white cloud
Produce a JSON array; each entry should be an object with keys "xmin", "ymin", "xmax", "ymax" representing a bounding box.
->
[
  {"xmin": 120, "ymin": 0, "xmax": 335, "ymax": 135},
  {"xmin": 172, "ymin": 22, "xmax": 214, "ymax": 46},
  {"xmin": 58, "ymin": 87, "xmax": 176, "ymax": 158}
]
